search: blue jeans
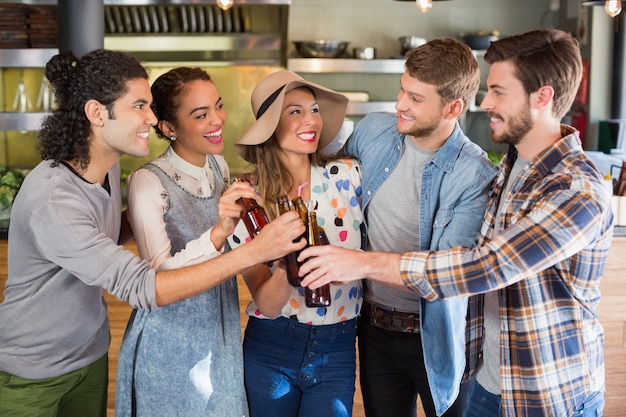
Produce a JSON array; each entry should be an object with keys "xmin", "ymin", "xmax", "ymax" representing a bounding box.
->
[
  {"xmin": 572, "ymin": 391, "xmax": 604, "ymax": 417},
  {"xmin": 463, "ymin": 382, "xmax": 604, "ymax": 417},
  {"xmin": 462, "ymin": 382, "xmax": 501, "ymax": 417},
  {"xmin": 243, "ymin": 316, "xmax": 358, "ymax": 417}
]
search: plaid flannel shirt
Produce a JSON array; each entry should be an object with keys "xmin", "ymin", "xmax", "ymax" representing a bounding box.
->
[{"xmin": 399, "ymin": 126, "xmax": 614, "ymax": 417}]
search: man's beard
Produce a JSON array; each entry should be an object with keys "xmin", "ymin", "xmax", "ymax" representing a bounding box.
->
[
  {"xmin": 490, "ymin": 104, "xmax": 532, "ymax": 146},
  {"xmin": 399, "ymin": 115, "xmax": 441, "ymax": 138}
]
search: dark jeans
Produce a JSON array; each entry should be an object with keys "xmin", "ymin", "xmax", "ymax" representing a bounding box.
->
[
  {"xmin": 244, "ymin": 316, "xmax": 358, "ymax": 417},
  {"xmin": 357, "ymin": 314, "xmax": 472, "ymax": 417},
  {"xmin": 462, "ymin": 382, "xmax": 501, "ymax": 417}
]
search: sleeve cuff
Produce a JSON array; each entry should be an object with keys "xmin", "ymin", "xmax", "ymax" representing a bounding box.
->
[{"xmin": 399, "ymin": 251, "xmax": 437, "ymax": 300}]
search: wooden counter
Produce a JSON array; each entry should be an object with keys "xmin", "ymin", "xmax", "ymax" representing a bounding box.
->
[
  {"xmin": 0, "ymin": 238, "xmax": 624, "ymax": 416},
  {"xmin": 595, "ymin": 236, "xmax": 626, "ymax": 416}
]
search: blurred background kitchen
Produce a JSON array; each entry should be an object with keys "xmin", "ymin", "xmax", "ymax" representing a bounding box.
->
[
  {"xmin": 2, "ymin": 1, "xmax": 625, "ymax": 235},
  {"xmin": 0, "ymin": 0, "xmax": 620, "ymax": 177}
]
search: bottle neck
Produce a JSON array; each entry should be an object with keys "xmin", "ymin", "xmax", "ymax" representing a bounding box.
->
[
  {"xmin": 238, "ymin": 196, "xmax": 259, "ymax": 209},
  {"xmin": 307, "ymin": 212, "xmax": 320, "ymax": 246}
]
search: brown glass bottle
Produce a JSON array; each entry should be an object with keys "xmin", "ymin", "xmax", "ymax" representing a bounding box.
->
[
  {"xmin": 277, "ymin": 195, "xmax": 302, "ymax": 287},
  {"xmin": 292, "ymin": 196, "xmax": 309, "ymax": 225},
  {"xmin": 302, "ymin": 211, "xmax": 332, "ymax": 308},
  {"xmin": 233, "ymin": 177, "xmax": 269, "ymax": 239}
]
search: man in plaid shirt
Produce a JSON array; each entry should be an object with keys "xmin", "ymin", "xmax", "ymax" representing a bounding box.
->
[{"xmin": 300, "ymin": 29, "xmax": 614, "ymax": 417}]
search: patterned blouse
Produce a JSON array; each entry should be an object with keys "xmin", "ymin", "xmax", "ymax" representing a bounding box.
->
[{"xmin": 231, "ymin": 158, "xmax": 364, "ymax": 326}]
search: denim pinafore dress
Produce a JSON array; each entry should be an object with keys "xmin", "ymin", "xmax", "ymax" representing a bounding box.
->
[{"xmin": 115, "ymin": 156, "xmax": 248, "ymax": 417}]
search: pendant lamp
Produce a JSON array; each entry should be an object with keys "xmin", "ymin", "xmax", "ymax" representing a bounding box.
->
[
  {"xmin": 581, "ymin": 0, "xmax": 623, "ymax": 18},
  {"xmin": 393, "ymin": 0, "xmax": 453, "ymax": 13},
  {"xmin": 217, "ymin": 0, "xmax": 233, "ymax": 11}
]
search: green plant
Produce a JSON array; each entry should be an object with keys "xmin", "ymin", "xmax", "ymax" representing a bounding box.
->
[
  {"xmin": 487, "ymin": 151, "xmax": 505, "ymax": 166},
  {"xmin": 0, "ymin": 166, "xmax": 25, "ymax": 209},
  {"xmin": 120, "ymin": 168, "xmax": 132, "ymax": 188}
]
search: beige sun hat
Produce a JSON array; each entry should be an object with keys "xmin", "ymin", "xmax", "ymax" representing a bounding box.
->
[{"xmin": 236, "ymin": 70, "xmax": 349, "ymax": 155}]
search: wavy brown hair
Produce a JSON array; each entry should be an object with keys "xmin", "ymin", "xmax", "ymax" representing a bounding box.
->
[
  {"xmin": 240, "ymin": 134, "xmax": 337, "ymax": 220},
  {"xmin": 404, "ymin": 38, "xmax": 480, "ymax": 114},
  {"xmin": 37, "ymin": 49, "xmax": 149, "ymax": 171}
]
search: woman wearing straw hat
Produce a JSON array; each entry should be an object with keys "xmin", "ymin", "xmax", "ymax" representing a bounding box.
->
[{"xmin": 233, "ymin": 70, "xmax": 365, "ymax": 417}]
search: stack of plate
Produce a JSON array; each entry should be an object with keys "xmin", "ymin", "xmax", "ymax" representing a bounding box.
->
[
  {"xmin": 27, "ymin": 6, "xmax": 58, "ymax": 48},
  {"xmin": 104, "ymin": 5, "xmax": 250, "ymax": 34},
  {"xmin": 0, "ymin": 4, "xmax": 29, "ymax": 49}
]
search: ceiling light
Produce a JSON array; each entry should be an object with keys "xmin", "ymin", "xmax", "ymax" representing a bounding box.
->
[
  {"xmin": 581, "ymin": 0, "xmax": 623, "ymax": 17},
  {"xmin": 392, "ymin": 0, "xmax": 452, "ymax": 13},
  {"xmin": 416, "ymin": 0, "xmax": 432, "ymax": 12},
  {"xmin": 217, "ymin": 0, "xmax": 234, "ymax": 11}
]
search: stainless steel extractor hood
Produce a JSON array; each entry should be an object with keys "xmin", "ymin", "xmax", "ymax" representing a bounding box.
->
[
  {"xmin": 102, "ymin": 1, "xmax": 290, "ymax": 65},
  {"xmin": 2, "ymin": 0, "xmax": 291, "ymax": 66}
]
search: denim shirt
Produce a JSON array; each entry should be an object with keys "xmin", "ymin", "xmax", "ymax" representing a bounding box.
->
[{"xmin": 345, "ymin": 111, "xmax": 497, "ymax": 415}]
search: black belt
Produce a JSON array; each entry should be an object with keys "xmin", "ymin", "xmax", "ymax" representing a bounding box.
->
[{"xmin": 362, "ymin": 300, "xmax": 420, "ymax": 334}]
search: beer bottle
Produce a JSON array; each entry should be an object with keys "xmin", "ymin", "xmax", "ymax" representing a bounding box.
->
[
  {"xmin": 302, "ymin": 211, "xmax": 332, "ymax": 308},
  {"xmin": 277, "ymin": 195, "xmax": 301, "ymax": 287},
  {"xmin": 292, "ymin": 196, "xmax": 309, "ymax": 225},
  {"xmin": 280, "ymin": 195, "xmax": 308, "ymax": 287},
  {"xmin": 233, "ymin": 177, "xmax": 269, "ymax": 239}
]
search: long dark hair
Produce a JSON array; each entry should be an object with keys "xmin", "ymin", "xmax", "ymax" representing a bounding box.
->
[{"xmin": 38, "ymin": 49, "xmax": 149, "ymax": 171}]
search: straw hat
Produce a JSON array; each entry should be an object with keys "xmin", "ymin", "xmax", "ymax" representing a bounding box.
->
[{"xmin": 236, "ymin": 70, "xmax": 349, "ymax": 156}]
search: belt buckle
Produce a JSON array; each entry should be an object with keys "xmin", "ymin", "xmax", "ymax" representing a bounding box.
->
[
  {"xmin": 370, "ymin": 305, "xmax": 417, "ymax": 333},
  {"xmin": 372, "ymin": 307, "xmax": 388, "ymax": 327},
  {"xmin": 392, "ymin": 315, "xmax": 415, "ymax": 333}
]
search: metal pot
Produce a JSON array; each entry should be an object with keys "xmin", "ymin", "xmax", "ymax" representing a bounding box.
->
[
  {"xmin": 462, "ymin": 34, "xmax": 499, "ymax": 51},
  {"xmin": 293, "ymin": 40, "xmax": 350, "ymax": 58},
  {"xmin": 398, "ymin": 36, "xmax": 427, "ymax": 55}
]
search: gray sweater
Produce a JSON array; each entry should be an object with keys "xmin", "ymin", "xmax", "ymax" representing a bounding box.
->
[{"xmin": 0, "ymin": 160, "xmax": 157, "ymax": 379}]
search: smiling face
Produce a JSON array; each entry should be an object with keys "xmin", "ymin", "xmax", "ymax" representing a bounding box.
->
[
  {"xmin": 274, "ymin": 87, "xmax": 322, "ymax": 158},
  {"xmin": 167, "ymin": 79, "xmax": 226, "ymax": 166},
  {"xmin": 100, "ymin": 78, "xmax": 157, "ymax": 159},
  {"xmin": 480, "ymin": 61, "xmax": 534, "ymax": 146},
  {"xmin": 394, "ymin": 71, "xmax": 447, "ymax": 140}
]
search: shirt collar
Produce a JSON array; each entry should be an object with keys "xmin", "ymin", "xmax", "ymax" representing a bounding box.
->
[
  {"xmin": 505, "ymin": 124, "xmax": 582, "ymax": 176},
  {"xmin": 429, "ymin": 122, "xmax": 467, "ymax": 173},
  {"xmin": 164, "ymin": 146, "xmax": 207, "ymax": 181}
]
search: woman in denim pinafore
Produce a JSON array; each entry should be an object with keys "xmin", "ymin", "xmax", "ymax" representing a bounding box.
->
[{"xmin": 115, "ymin": 67, "xmax": 248, "ymax": 417}]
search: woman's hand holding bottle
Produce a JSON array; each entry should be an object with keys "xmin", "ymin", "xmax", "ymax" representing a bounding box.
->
[
  {"xmin": 212, "ymin": 179, "xmax": 262, "ymax": 250},
  {"xmin": 249, "ymin": 211, "xmax": 307, "ymax": 263}
]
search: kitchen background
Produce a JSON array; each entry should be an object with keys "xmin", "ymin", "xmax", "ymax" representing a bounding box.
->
[{"xmin": 0, "ymin": 0, "xmax": 616, "ymax": 177}]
